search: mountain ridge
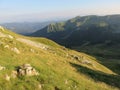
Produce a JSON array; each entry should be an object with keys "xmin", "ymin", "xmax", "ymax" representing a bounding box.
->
[{"xmin": 31, "ymin": 15, "xmax": 120, "ymax": 47}]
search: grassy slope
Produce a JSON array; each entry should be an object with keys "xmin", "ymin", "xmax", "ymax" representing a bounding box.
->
[
  {"xmin": 0, "ymin": 28, "xmax": 119, "ymax": 90},
  {"xmin": 72, "ymin": 44, "xmax": 120, "ymax": 74}
]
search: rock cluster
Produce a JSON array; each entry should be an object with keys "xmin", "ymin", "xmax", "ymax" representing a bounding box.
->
[
  {"xmin": 70, "ymin": 54, "xmax": 84, "ymax": 60},
  {"xmin": 17, "ymin": 64, "xmax": 39, "ymax": 76},
  {"xmin": 4, "ymin": 64, "xmax": 39, "ymax": 81}
]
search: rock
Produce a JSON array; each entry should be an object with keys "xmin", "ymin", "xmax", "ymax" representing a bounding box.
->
[
  {"xmin": 4, "ymin": 45, "xmax": 9, "ymax": 49},
  {"xmin": 65, "ymin": 80, "xmax": 68, "ymax": 84},
  {"xmin": 5, "ymin": 74, "xmax": 10, "ymax": 81},
  {"xmin": 11, "ymin": 47, "xmax": 20, "ymax": 54},
  {"xmin": 8, "ymin": 35, "xmax": 13, "ymax": 39},
  {"xmin": 70, "ymin": 54, "xmax": 80, "ymax": 60},
  {"xmin": 18, "ymin": 69, "xmax": 25, "ymax": 76},
  {"xmin": 66, "ymin": 53, "xmax": 69, "ymax": 57},
  {"xmin": 17, "ymin": 64, "xmax": 39, "ymax": 76},
  {"xmin": 74, "ymin": 56, "xmax": 79, "ymax": 60},
  {"xmin": 30, "ymin": 49, "xmax": 35, "ymax": 53},
  {"xmin": 11, "ymin": 70, "xmax": 17, "ymax": 78},
  {"xmin": 22, "ymin": 64, "xmax": 31, "ymax": 68},
  {"xmin": 0, "ymin": 65, "xmax": 5, "ymax": 70},
  {"xmin": 74, "ymin": 85, "xmax": 77, "ymax": 88},
  {"xmin": 82, "ymin": 60, "xmax": 92, "ymax": 65},
  {"xmin": 38, "ymin": 84, "xmax": 42, "ymax": 89}
]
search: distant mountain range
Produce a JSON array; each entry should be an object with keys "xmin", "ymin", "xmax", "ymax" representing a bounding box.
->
[
  {"xmin": 0, "ymin": 22, "xmax": 53, "ymax": 35},
  {"xmin": 31, "ymin": 15, "xmax": 120, "ymax": 47}
]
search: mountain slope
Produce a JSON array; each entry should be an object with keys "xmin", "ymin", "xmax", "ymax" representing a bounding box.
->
[
  {"xmin": 30, "ymin": 15, "xmax": 120, "ymax": 78},
  {"xmin": 0, "ymin": 26, "xmax": 120, "ymax": 90},
  {"xmin": 31, "ymin": 15, "xmax": 120, "ymax": 46}
]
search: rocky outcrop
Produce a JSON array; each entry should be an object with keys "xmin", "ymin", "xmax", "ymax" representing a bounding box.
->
[
  {"xmin": 17, "ymin": 64, "xmax": 39, "ymax": 76},
  {"xmin": 4, "ymin": 64, "xmax": 39, "ymax": 81}
]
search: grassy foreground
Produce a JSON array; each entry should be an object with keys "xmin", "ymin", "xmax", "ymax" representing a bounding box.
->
[{"xmin": 0, "ymin": 27, "xmax": 119, "ymax": 90}]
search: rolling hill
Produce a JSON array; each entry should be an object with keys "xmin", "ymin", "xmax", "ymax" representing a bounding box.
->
[{"xmin": 0, "ymin": 26, "xmax": 120, "ymax": 90}]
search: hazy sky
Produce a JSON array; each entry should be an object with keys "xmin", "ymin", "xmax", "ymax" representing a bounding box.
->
[{"xmin": 0, "ymin": 0, "xmax": 120, "ymax": 23}]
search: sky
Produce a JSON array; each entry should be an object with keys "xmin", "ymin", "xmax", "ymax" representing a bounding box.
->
[{"xmin": 0, "ymin": 0, "xmax": 120, "ymax": 23}]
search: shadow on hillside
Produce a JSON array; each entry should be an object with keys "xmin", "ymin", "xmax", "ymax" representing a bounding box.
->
[
  {"xmin": 70, "ymin": 43, "xmax": 120, "ymax": 75},
  {"xmin": 70, "ymin": 62, "xmax": 120, "ymax": 89},
  {"xmin": 85, "ymin": 53, "xmax": 120, "ymax": 75},
  {"xmin": 87, "ymin": 54, "xmax": 120, "ymax": 75},
  {"xmin": 95, "ymin": 57, "xmax": 120, "ymax": 75}
]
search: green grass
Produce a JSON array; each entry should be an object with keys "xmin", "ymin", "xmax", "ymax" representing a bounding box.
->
[
  {"xmin": 0, "ymin": 29, "xmax": 119, "ymax": 90},
  {"xmin": 28, "ymin": 37, "xmax": 61, "ymax": 48}
]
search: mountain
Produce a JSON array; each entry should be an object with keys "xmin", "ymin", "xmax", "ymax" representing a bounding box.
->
[
  {"xmin": 0, "ymin": 26, "xmax": 120, "ymax": 90},
  {"xmin": 31, "ymin": 15, "xmax": 120, "ymax": 47},
  {"xmin": 1, "ymin": 22, "xmax": 52, "ymax": 35}
]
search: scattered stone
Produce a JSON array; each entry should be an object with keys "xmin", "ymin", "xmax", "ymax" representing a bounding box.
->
[
  {"xmin": 38, "ymin": 84, "xmax": 42, "ymax": 89},
  {"xmin": 74, "ymin": 56, "xmax": 79, "ymax": 60},
  {"xmin": 11, "ymin": 70, "xmax": 17, "ymax": 78},
  {"xmin": 11, "ymin": 47, "xmax": 20, "ymax": 54},
  {"xmin": 8, "ymin": 35, "xmax": 13, "ymax": 39},
  {"xmin": 66, "ymin": 53, "xmax": 69, "ymax": 57},
  {"xmin": 82, "ymin": 60, "xmax": 92, "ymax": 65},
  {"xmin": 17, "ymin": 64, "xmax": 39, "ymax": 76},
  {"xmin": 74, "ymin": 85, "xmax": 77, "ymax": 88},
  {"xmin": 30, "ymin": 49, "xmax": 35, "ymax": 53},
  {"xmin": 65, "ymin": 80, "xmax": 68, "ymax": 84},
  {"xmin": 4, "ymin": 45, "xmax": 9, "ymax": 49},
  {"xmin": 70, "ymin": 54, "xmax": 80, "ymax": 60},
  {"xmin": 5, "ymin": 74, "xmax": 10, "ymax": 81},
  {"xmin": 0, "ymin": 65, "xmax": 6, "ymax": 70}
]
